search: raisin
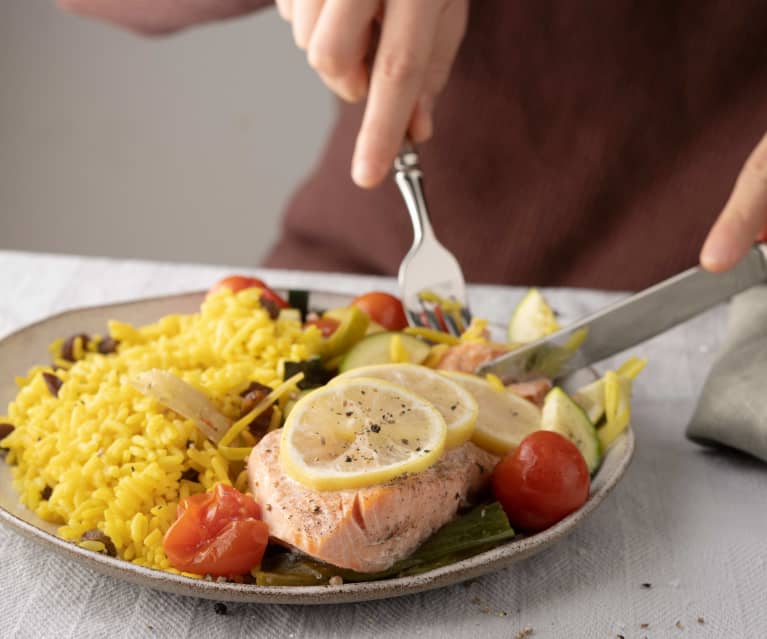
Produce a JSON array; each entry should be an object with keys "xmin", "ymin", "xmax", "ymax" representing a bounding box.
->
[
  {"xmin": 42, "ymin": 372, "xmax": 63, "ymax": 397},
  {"xmin": 180, "ymin": 468, "xmax": 199, "ymax": 483},
  {"xmin": 97, "ymin": 336, "xmax": 119, "ymax": 355},
  {"xmin": 240, "ymin": 381, "xmax": 273, "ymax": 398},
  {"xmin": 61, "ymin": 334, "xmax": 90, "ymax": 362},
  {"xmin": 259, "ymin": 295, "xmax": 280, "ymax": 320},
  {"xmin": 81, "ymin": 529, "xmax": 118, "ymax": 557},
  {"xmin": 0, "ymin": 422, "xmax": 14, "ymax": 443}
]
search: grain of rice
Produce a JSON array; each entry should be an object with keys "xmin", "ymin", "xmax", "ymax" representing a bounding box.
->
[{"xmin": 0, "ymin": 288, "xmax": 321, "ymax": 572}]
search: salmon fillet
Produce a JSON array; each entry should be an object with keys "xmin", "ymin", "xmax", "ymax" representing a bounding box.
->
[
  {"xmin": 436, "ymin": 342, "xmax": 551, "ymax": 406},
  {"xmin": 436, "ymin": 342, "xmax": 509, "ymax": 374},
  {"xmin": 247, "ymin": 429, "xmax": 499, "ymax": 573},
  {"xmin": 507, "ymin": 378, "xmax": 552, "ymax": 407}
]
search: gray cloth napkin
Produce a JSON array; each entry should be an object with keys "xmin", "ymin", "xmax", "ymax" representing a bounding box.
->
[{"xmin": 687, "ymin": 285, "xmax": 767, "ymax": 462}]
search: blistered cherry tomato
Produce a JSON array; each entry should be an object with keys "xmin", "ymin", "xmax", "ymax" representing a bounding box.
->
[
  {"xmin": 350, "ymin": 292, "xmax": 407, "ymax": 331},
  {"xmin": 304, "ymin": 316, "xmax": 341, "ymax": 337},
  {"xmin": 492, "ymin": 431, "xmax": 589, "ymax": 533},
  {"xmin": 163, "ymin": 484, "xmax": 269, "ymax": 577},
  {"xmin": 208, "ymin": 275, "xmax": 289, "ymax": 309}
]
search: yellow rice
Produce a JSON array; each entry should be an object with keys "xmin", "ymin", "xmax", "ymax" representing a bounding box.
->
[{"xmin": 0, "ymin": 287, "xmax": 321, "ymax": 572}]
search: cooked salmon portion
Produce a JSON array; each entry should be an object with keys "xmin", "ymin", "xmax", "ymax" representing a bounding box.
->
[
  {"xmin": 507, "ymin": 378, "xmax": 552, "ymax": 407},
  {"xmin": 436, "ymin": 342, "xmax": 509, "ymax": 374},
  {"xmin": 436, "ymin": 343, "xmax": 551, "ymax": 406},
  {"xmin": 248, "ymin": 429, "xmax": 499, "ymax": 573}
]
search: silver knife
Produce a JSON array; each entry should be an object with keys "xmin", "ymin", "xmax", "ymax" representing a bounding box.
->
[{"xmin": 477, "ymin": 244, "xmax": 767, "ymax": 381}]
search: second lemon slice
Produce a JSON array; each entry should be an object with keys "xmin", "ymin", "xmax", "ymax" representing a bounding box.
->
[
  {"xmin": 335, "ymin": 363, "xmax": 478, "ymax": 447},
  {"xmin": 280, "ymin": 377, "xmax": 447, "ymax": 491},
  {"xmin": 443, "ymin": 371, "xmax": 542, "ymax": 456}
]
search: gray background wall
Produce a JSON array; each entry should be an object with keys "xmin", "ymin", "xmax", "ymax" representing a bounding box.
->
[{"xmin": 0, "ymin": 1, "xmax": 334, "ymax": 266}]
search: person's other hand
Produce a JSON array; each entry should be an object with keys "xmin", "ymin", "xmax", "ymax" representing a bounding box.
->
[
  {"xmin": 701, "ymin": 131, "xmax": 767, "ymax": 271},
  {"xmin": 276, "ymin": 0, "xmax": 469, "ymax": 188},
  {"xmin": 57, "ymin": 0, "xmax": 266, "ymax": 35}
]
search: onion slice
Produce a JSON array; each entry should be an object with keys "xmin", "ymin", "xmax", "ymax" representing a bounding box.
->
[{"xmin": 131, "ymin": 369, "xmax": 232, "ymax": 444}]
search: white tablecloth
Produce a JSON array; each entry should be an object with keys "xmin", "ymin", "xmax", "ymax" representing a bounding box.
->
[{"xmin": 0, "ymin": 250, "xmax": 765, "ymax": 639}]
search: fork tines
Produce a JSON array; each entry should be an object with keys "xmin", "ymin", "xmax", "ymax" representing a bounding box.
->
[{"xmin": 408, "ymin": 301, "xmax": 472, "ymax": 336}]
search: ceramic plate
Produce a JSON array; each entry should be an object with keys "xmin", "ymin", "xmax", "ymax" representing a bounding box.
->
[{"xmin": 0, "ymin": 291, "xmax": 633, "ymax": 605}]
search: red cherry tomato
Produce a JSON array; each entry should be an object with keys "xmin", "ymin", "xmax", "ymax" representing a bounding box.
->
[
  {"xmin": 492, "ymin": 431, "xmax": 589, "ymax": 533},
  {"xmin": 350, "ymin": 292, "xmax": 408, "ymax": 331},
  {"xmin": 208, "ymin": 275, "xmax": 289, "ymax": 309},
  {"xmin": 163, "ymin": 484, "xmax": 269, "ymax": 577},
  {"xmin": 304, "ymin": 317, "xmax": 341, "ymax": 337}
]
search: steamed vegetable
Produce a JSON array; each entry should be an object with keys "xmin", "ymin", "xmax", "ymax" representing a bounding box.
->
[
  {"xmin": 492, "ymin": 431, "xmax": 590, "ymax": 532},
  {"xmin": 541, "ymin": 387, "xmax": 601, "ymax": 473},
  {"xmin": 339, "ymin": 332, "xmax": 431, "ymax": 372},
  {"xmin": 131, "ymin": 369, "xmax": 231, "ymax": 444},
  {"xmin": 254, "ymin": 502, "xmax": 516, "ymax": 585},
  {"xmin": 350, "ymin": 292, "xmax": 408, "ymax": 331},
  {"xmin": 163, "ymin": 484, "xmax": 268, "ymax": 577},
  {"xmin": 207, "ymin": 275, "xmax": 289, "ymax": 309}
]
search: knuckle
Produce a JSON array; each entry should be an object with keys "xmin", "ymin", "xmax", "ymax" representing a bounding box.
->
[
  {"xmin": 307, "ymin": 44, "xmax": 347, "ymax": 77},
  {"xmin": 376, "ymin": 52, "xmax": 422, "ymax": 85}
]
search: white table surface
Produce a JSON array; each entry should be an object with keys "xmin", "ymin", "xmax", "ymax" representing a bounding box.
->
[{"xmin": 1, "ymin": 250, "xmax": 765, "ymax": 639}]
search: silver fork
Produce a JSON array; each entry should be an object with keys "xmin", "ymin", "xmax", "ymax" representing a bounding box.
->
[{"xmin": 394, "ymin": 141, "xmax": 472, "ymax": 335}]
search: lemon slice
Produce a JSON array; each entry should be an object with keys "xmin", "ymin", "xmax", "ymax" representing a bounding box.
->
[
  {"xmin": 442, "ymin": 371, "xmax": 541, "ymax": 455},
  {"xmin": 280, "ymin": 377, "xmax": 447, "ymax": 491},
  {"xmin": 336, "ymin": 363, "xmax": 478, "ymax": 448},
  {"xmin": 508, "ymin": 288, "xmax": 560, "ymax": 343}
]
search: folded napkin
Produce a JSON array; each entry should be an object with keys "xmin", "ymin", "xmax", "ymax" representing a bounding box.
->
[{"xmin": 687, "ymin": 286, "xmax": 767, "ymax": 462}]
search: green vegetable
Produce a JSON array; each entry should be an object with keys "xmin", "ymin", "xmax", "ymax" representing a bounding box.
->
[
  {"xmin": 541, "ymin": 387, "xmax": 602, "ymax": 473},
  {"xmin": 508, "ymin": 287, "xmax": 559, "ymax": 343},
  {"xmin": 254, "ymin": 502, "xmax": 516, "ymax": 585},
  {"xmin": 283, "ymin": 357, "xmax": 333, "ymax": 390},
  {"xmin": 318, "ymin": 306, "xmax": 370, "ymax": 360},
  {"xmin": 339, "ymin": 331, "xmax": 431, "ymax": 373},
  {"xmin": 287, "ymin": 289, "xmax": 310, "ymax": 321}
]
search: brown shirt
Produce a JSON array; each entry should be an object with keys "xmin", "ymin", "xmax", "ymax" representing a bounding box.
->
[{"xmin": 263, "ymin": 1, "xmax": 767, "ymax": 290}]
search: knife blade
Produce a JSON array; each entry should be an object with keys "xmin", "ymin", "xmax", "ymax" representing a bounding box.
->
[{"xmin": 477, "ymin": 244, "xmax": 767, "ymax": 381}]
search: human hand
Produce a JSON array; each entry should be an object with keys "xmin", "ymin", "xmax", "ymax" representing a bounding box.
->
[
  {"xmin": 701, "ymin": 131, "xmax": 767, "ymax": 271},
  {"xmin": 56, "ymin": 0, "xmax": 266, "ymax": 35},
  {"xmin": 276, "ymin": 0, "xmax": 469, "ymax": 188}
]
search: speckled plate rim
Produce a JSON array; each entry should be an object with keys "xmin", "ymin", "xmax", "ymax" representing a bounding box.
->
[{"xmin": 0, "ymin": 290, "xmax": 634, "ymax": 605}]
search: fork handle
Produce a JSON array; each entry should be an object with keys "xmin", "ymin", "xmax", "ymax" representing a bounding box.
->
[{"xmin": 394, "ymin": 141, "xmax": 435, "ymax": 244}]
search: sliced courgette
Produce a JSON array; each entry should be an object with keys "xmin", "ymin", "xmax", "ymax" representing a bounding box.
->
[
  {"xmin": 541, "ymin": 386, "xmax": 602, "ymax": 473},
  {"xmin": 338, "ymin": 332, "xmax": 431, "ymax": 373},
  {"xmin": 507, "ymin": 288, "xmax": 559, "ymax": 344}
]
